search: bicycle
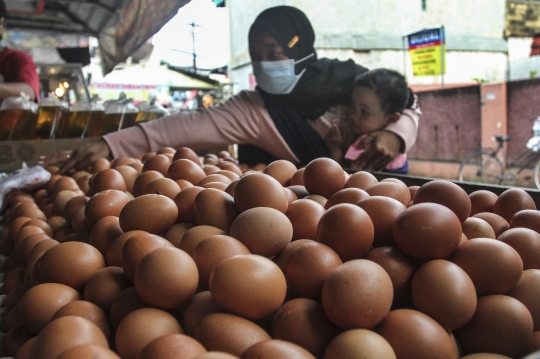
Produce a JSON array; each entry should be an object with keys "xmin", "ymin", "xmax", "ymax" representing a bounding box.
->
[{"xmin": 458, "ymin": 117, "xmax": 540, "ymax": 190}]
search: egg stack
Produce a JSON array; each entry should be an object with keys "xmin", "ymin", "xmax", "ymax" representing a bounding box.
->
[{"xmin": 0, "ymin": 148, "xmax": 539, "ymax": 359}]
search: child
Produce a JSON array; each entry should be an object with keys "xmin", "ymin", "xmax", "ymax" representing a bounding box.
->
[{"xmin": 325, "ymin": 68, "xmax": 416, "ymax": 174}]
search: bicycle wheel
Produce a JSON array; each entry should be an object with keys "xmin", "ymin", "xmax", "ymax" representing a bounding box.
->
[
  {"xmin": 458, "ymin": 150, "xmax": 503, "ymax": 184},
  {"xmin": 534, "ymin": 158, "xmax": 540, "ymax": 190}
]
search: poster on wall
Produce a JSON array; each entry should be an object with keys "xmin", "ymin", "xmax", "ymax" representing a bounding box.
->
[
  {"xmin": 531, "ymin": 33, "xmax": 540, "ymax": 57},
  {"xmin": 405, "ymin": 27, "xmax": 446, "ymax": 77}
]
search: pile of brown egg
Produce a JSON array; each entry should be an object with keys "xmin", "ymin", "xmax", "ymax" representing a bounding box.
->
[{"xmin": 0, "ymin": 145, "xmax": 539, "ymax": 359}]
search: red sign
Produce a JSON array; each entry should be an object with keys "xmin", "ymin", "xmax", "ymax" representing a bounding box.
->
[{"xmin": 531, "ymin": 33, "xmax": 540, "ymax": 57}]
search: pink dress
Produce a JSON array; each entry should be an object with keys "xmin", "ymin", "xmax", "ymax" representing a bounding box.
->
[{"xmin": 345, "ymin": 134, "xmax": 408, "ymax": 170}]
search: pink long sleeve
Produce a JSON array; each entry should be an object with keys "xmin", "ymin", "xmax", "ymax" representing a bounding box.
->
[
  {"xmin": 103, "ymin": 90, "xmax": 300, "ymax": 163},
  {"xmin": 384, "ymin": 95, "xmax": 421, "ymax": 152}
]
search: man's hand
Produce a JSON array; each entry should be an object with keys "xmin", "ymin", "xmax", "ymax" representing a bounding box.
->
[
  {"xmin": 354, "ymin": 130, "xmax": 402, "ymax": 171},
  {"xmin": 39, "ymin": 139, "xmax": 111, "ymax": 174}
]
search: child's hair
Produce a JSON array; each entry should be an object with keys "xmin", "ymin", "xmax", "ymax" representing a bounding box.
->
[{"xmin": 354, "ymin": 69, "xmax": 415, "ymax": 115}]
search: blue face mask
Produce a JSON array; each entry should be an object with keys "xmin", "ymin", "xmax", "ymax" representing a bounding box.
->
[{"xmin": 252, "ymin": 53, "xmax": 314, "ymax": 94}]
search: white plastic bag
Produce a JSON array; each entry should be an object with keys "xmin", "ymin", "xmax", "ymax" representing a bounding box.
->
[{"xmin": 0, "ymin": 163, "xmax": 51, "ymax": 212}]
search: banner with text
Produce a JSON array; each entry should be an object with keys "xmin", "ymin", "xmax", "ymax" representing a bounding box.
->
[{"xmin": 407, "ymin": 27, "xmax": 446, "ymax": 77}]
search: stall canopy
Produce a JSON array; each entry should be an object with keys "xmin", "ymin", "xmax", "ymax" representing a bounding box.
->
[{"xmin": 5, "ymin": 0, "xmax": 191, "ymax": 74}]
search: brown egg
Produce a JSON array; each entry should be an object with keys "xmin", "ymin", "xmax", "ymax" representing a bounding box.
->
[
  {"xmin": 303, "ymin": 158, "xmax": 345, "ymax": 198},
  {"xmin": 19, "ymin": 282, "xmax": 80, "ymax": 334},
  {"xmin": 201, "ymin": 182, "xmax": 228, "ymax": 191},
  {"xmin": 9, "ymin": 216, "xmax": 32, "ymax": 240},
  {"xmin": 164, "ymin": 223, "xmax": 195, "ymax": 247},
  {"xmin": 115, "ymin": 165, "xmax": 140, "ymax": 194},
  {"xmin": 115, "ymin": 307, "xmax": 183, "ymax": 359},
  {"xmin": 493, "ymin": 188, "xmax": 537, "ymax": 222},
  {"xmin": 344, "ymin": 171, "xmax": 378, "ymax": 190},
  {"xmin": 141, "ymin": 154, "xmax": 171, "ymax": 176},
  {"xmin": 52, "ymin": 190, "xmax": 79, "ymax": 217},
  {"xmin": 51, "ymin": 300, "xmax": 111, "ymax": 340},
  {"xmin": 143, "ymin": 177, "xmax": 181, "ymax": 199},
  {"xmin": 31, "ymin": 316, "xmax": 108, "ymax": 359},
  {"xmin": 203, "ymin": 165, "xmax": 221, "ymax": 176},
  {"xmin": 214, "ymin": 170, "xmax": 240, "ymax": 182},
  {"xmin": 91, "ymin": 168, "xmax": 127, "ymax": 193},
  {"xmin": 195, "ymin": 313, "xmax": 271, "ymax": 356},
  {"xmin": 283, "ymin": 187, "xmax": 298, "ymax": 206},
  {"xmin": 289, "ymin": 168, "xmax": 305, "ymax": 186},
  {"xmin": 175, "ymin": 186, "xmax": 205, "ymax": 224},
  {"xmin": 141, "ymin": 152, "xmax": 156, "ymax": 162},
  {"xmin": 322, "ymin": 259, "xmax": 393, "ymax": 329},
  {"xmin": 286, "ymin": 242, "xmax": 342, "ymax": 300},
  {"xmin": 122, "ymin": 233, "xmax": 174, "ymax": 282},
  {"xmin": 4, "ymin": 267, "xmax": 25, "ymax": 294},
  {"xmin": 393, "ymin": 203, "xmax": 462, "ymax": 260},
  {"xmin": 411, "ymin": 259, "xmax": 477, "ymax": 331},
  {"xmin": 374, "ymin": 309, "xmax": 458, "ymax": 359},
  {"xmin": 105, "ymin": 230, "xmax": 147, "ymax": 267},
  {"xmin": 2, "ymin": 304, "xmax": 23, "ymax": 333},
  {"xmin": 88, "ymin": 216, "xmax": 123, "ymax": 256},
  {"xmin": 469, "ymin": 190, "xmax": 499, "ymax": 215},
  {"xmin": 157, "ymin": 146, "xmax": 176, "ymax": 155},
  {"xmin": 193, "ymin": 352, "xmax": 240, "ymax": 359},
  {"xmin": 132, "ymin": 170, "xmax": 164, "ymax": 197},
  {"xmin": 17, "ymin": 207, "xmax": 47, "ymax": 221},
  {"xmin": 19, "ymin": 233, "xmax": 50, "ymax": 262},
  {"xmin": 323, "ymin": 188, "xmax": 369, "ymax": 209},
  {"xmin": 233, "ymin": 173, "xmax": 289, "ymax": 213},
  {"xmin": 287, "ymin": 185, "xmax": 309, "ymax": 199},
  {"xmin": 408, "ymin": 185, "xmax": 419, "ymax": 205},
  {"xmin": 134, "ymin": 247, "xmax": 198, "ymax": 309},
  {"xmin": 271, "ymin": 298, "xmax": 339, "ymax": 358},
  {"xmin": 39, "ymin": 241, "xmax": 105, "ymax": 291},
  {"xmin": 56, "ymin": 344, "xmax": 121, "ymax": 359},
  {"xmin": 262, "ymin": 160, "xmax": 298, "ymax": 187},
  {"xmin": 510, "ymin": 209, "xmax": 540, "ymax": 234},
  {"xmin": 229, "ymin": 207, "xmax": 293, "ymax": 257},
  {"xmin": 108, "ymin": 287, "xmax": 147, "ymax": 332},
  {"xmin": 111, "ymin": 157, "xmax": 137, "ymax": 168},
  {"xmin": 506, "ymin": 269, "xmax": 540, "ymax": 331},
  {"xmin": 182, "ymin": 291, "xmax": 222, "ymax": 337},
  {"xmin": 317, "ymin": 203, "xmax": 374, "ymax": 261},
  {"xmin": 363, "ymin": 246, "xmax": 416, "ymax": 305},
  {"xmin": 168, "ymin": 159, "xmax": 206, "ymax": 184},
  {"xmin": 85, "ymin": 190, "xmax": 130, "ymax": 226},
  {"xmin": 272, "ymin": 239, "xmax": 314, "ymax": 273},
  {"xmin": 242, "ymin": 339, "xmax": 315, "ymax": 359},
  {"xmin": 64, "ymin": 195, "xmax": 90, "ymax": 225},
  {"xmin": 179, "ymin": 225, "xmax": 226, "ymax": 257},
  {"xmin": 357, "ymin": 196, "xmax": 407, "ymax": 247},
  {"xmin": 285, "ymin": 199, "xmax": 326, "ymax": 241},
  {"xmin": 24, "ymin": 239, "xmax": 59, "ymax": 286},
  {"xmin": 76, "ymin": 174, "xmax": 92, "ymax": 195},
  {"xmin": 498, "ymin": 228, "xmax": 540, "ymax": 270},
  {"xmin": 139, "ymin": 333, "xmax": 207, "ymax": 359},
  {"xmin": 15, "ymin": 225, "xmax": 47, "ymax": 255},
  {"xmin": 413, "ymin": 180, "xmax": 471, "ymax": 222},
  {"xmin": 473, "ymin": 212, "xmax": 510, "ymax": 237},
  {"xmin": 119, "ymin": 194, "xmax": 178, "ymax": 234},
  {"xmin": 4, "ymin": 284, "xmax": 27, "ymax": 310},
  {"xmin": 323, "ymin": 329, "xmax": 396, "ymax": 359},
  {"xmin": 198, "ymin": 174, "xmax": 232, "ymax": 187},
  {"xmin": 193, "ymin": 235, "xmax": 250, "ymax": 290},
  {"xmin": 51, "ymin": 177, "xmax": 80, "ymax": 198},
  {"xmin": 365, "ymin": 181, "xmax": 410, "ymax": 207},
  {"xmin": 70, "ymin": 207, "xmax": 90, "ymax": 233},
  {"xmin": 173, "ymin": 147, "xmax": 202, "ymax": 165},
  {"xmin": 455, "ymin": 294, "xmax": 533, "ymax": 357},
  {"xmin": 462, "ymin": 217, "xmax": 496, "ymax": 239},
  {"xmin": 84, "ymin": 266, "xmax": 132, "ymax": 312},
  {"xmin": 90, "ymin": 157, "xmax": 111, "ymax": 173},
  {"xmin": 193, "ymin": 189, "xmax": 239, "ymax": 233},
  {"xmin": 216, "ymin": 161, "xmax": 243, "ymax": 176},
  {"xmin": 209, "ymin": 254, "xmax": 287, "ymax": 320},
  {"xmin": 449, "ymin": 238, "xmax": 523, "ymax": 296},
  {"xmin": 177, "ymin": 179, "xmax": 195, "ymax": 190},
  {"xmin": 305, "ymin": 194, "xmax": 328, "ymax": 207}
]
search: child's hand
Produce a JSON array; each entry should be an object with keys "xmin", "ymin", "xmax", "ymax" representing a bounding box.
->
[{"xmin": 325, "ymin": 124, "xmax": 343, "ymax": 150}]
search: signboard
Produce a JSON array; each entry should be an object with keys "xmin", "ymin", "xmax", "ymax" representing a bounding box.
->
[{"xmin": 406, "ymin": 27, "xmax": 446, "ymax": 77}]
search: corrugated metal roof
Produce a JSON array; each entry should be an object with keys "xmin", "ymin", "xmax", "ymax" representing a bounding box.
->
[{"xmin": 5, "ymin": 0, "xmax": 125, "ymax": 36}]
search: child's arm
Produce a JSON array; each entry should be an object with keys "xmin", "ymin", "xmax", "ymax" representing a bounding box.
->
[{"xmin": 325, "ymin": 124, "xmax": 345, "ymax": 165}]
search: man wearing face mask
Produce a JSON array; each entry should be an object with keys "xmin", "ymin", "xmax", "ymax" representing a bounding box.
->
[{"xmin": 44, "ymin": 5, "xmax": 420, "ymax": 174}]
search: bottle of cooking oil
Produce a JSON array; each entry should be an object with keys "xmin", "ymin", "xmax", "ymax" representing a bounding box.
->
[
  {"xmin": 96, "ymin": 93, "xmax": 138, "ymax": 136},
  {"xmin": 0, "ymin": 92, "xmax": 39, "ymax": 141},
  {"xmin": 135, "ymin": 96, "xmax": 169, "ymax": 124},
  {"xmin": 35, "ymin": 94, "xmax": 69, "ymax": 140},
  {"xmin": 58, "ymin": 95, "xmax": 105, "ymax": 138}
]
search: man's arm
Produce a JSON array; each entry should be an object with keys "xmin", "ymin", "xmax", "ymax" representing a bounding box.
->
[{"xmin": 0, "ymin": 82, "xmax": 35, "ymax": 100}]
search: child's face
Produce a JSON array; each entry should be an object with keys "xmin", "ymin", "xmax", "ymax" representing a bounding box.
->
[{"xmin": 348, "ymin": 86, "xmax": 391, "ymax": 135}]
